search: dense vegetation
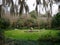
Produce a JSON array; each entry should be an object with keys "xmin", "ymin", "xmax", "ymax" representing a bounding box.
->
[
  {"xmin": 0, "ymin": 18, "xmax": 10, "ymax": 29},
  {"xmin": 0, "ymin": 12, "xmax": 60, "ymax": 30},
  {"xmin": 51, "ymin": 12, "xmax": 60, "ymax": 29}
]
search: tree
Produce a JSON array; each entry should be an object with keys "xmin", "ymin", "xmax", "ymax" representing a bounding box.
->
[
  {"xmin": 55, "ymin": 0, "xmax": 60, "ymax": 3},
  {"xmin": 58, "ymin": 5, "xmax": 60, "ymax": 12},
  {"xmin": 43, "ymin": 0, "xmax": 48, "ymax": 12},
  {"xmin": 19, "ymin": 0, "xmax": 29, "ymax": 16},
  {"xmin": 19, "ymin": 0, "xmax": 24, "ymax": 14},
  {"xmin": 10, "ymin": 0, "xmax": 15, "ymax": 15},
  {"xmin": 25, "ymin": 4, "xmax": 29, "ymax": 16},
  {"xmin": 2, "ymin": 0, "xmax": 15, "ymax": 15},
  {"xmin": 0, "ymin": 5, "xmax": 2, "ymax": 18},
  {"xmin": 50, "ymin": 0, "xmax": 53, "ymax": 15},
  {"xmin": 51, "ymin": 12, "xmax": 60, "ymax": 29},
  {"xmin": 43, "ymin": 0, "xmax": 46, "ymax": 11},
  {"xmin": 45, "ymin": 0, "xmax": 53, "ymax": 28},
  {"xmin": 0, "ymin": 0, "xmax": 3, "ymax": 18},
  {"xmin": 36, "ymin": 0, "xmax": 41, "ymax": 16}
]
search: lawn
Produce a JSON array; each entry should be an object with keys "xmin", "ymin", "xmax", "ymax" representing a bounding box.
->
[{"xmin": 4, "ymin": 29, "xmax": 60, "ymax": 41}]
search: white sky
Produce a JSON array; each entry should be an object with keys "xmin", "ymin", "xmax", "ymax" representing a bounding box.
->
[
  {"xmin": 26, "ymin": 0, "xmax": 59, "ymax": 15},
  {"xmin": 26, "ymin": 0, "xmax": 36, "ymax": 12},
  {"xmin": 0, "ymin": 0, "xmax": 60, "ymax": 15},
  {"xmin": 52, "ymin": 4, "xmax": 58, "ymax": 15},
  {"xmin": 0, "ymin": 0, "xmax": 2, "ymax": 5}
]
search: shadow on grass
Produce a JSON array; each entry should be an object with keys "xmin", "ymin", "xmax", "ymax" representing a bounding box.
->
[{"xmin": 4, "ymin": 38, "xmax": 60, "ymax": 45}]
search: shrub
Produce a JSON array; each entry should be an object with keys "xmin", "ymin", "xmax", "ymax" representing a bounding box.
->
[
  {"xmin": 31, "ymin": 14, "xmax": 37, "ymax": 19},
  {"xmin": 16, "ymin": 19, "xmax": 25, "ymax": 29},
  {"xmin": 51, "ymin": 12, "xmax": 60, "ymax": 29},
  {"xmin": 30, "ymin": 11, "xmax": 37, "ymax": 19},
  {"xmin": 0, "ymin": 18, "xmax": 10, "ymax": 29},
  {"xmin": 24, "ymin": 18, "xmax": 34, "ymax": 28}
]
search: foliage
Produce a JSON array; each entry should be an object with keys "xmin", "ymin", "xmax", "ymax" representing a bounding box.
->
[
  {"xmin": 24, "ymin": 18, "xmax": 34, "ymax": 28},
  {"xmin": 31, "ymin": 14, "xmax": 37, "ymax": 19},
  {"xmin": 51, "ymin": 12, "xmax": 60, "ymax": 29},
  {"xmin": 14, "ymin": 15, "xmax": 50, "ymax": 29},
  {"xmin": 39, "ymin": 20, "xmax": 47, "ymax": 29},
  {"xmin": 30, "ymin": 11, "xmax": 37, "ymax": 19},
  {"xmin": 15, "ymin": 19, "xmax": 25, "ymax": 29},
  {"xmin": 0, "ymin": 18, "xmax": 10, "ymax": 29}
]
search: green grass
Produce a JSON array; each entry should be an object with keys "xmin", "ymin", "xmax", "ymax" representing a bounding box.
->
[{"xmin": 4, "ymin": 29, "xmax": 60, "ymax": 40}]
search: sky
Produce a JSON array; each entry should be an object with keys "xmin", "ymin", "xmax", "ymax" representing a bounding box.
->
[
  {"xmin": 26, "ymin": 0, "xmax": 36, "ymax": 12},
  {"xmin": 0, "ymin": 0, "xmax": 2, "ymax": 5},
  {"xmin": 25, "ymin": 0, "xmax": 59, "ymax": 16},
  {"xmin": 0, "ymin": 0, "xmax": 60, "ymax": 16},
  {"xmin": 20, "ymin": 0, "xmax": 59, "ymax": 16}
]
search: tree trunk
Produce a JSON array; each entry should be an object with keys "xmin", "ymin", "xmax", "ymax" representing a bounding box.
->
[{"xmin": 0, "ymin": 5, "xmax": 2, "ymax": 18}]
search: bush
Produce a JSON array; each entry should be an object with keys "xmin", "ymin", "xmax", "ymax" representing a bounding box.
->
[
  {"xmin": 24, "ymin": 18, "xmax": 34, "ymax": 28},
  {"xmin": 51, "ymin": 12, "xmax": 60, "ymax": 29},
  {"xmin": 0, "ymin": 18, "xmax": 10, "ymax": 29},
  {"xmin": 30, "ymin": 11, "xmax": 37, "ymax": 19},
  {"xmin": 15, "ymin": 19, "xmax": 25, "ymax": 29},
  {"xmin": 31, "ymin": 14, "xmax": 37, "ymax": 19}
]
